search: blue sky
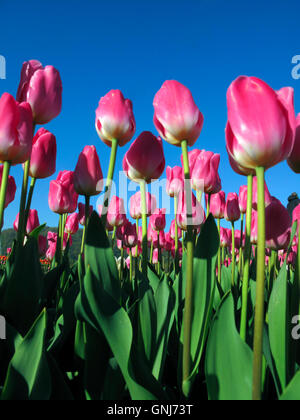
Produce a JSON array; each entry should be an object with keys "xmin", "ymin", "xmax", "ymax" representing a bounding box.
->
[{"xmin": 0, "ymin": 0, "xmax": 300, "ymax": 231}]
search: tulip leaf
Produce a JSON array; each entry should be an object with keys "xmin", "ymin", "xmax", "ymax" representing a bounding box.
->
[
  {"xmin": 29, "ymin": 223, "xmax": 46, "ymax": 240},
  {"xmin": 1, "ymin": 310, "xmax": 51, "ymax": 401},
  {"xmin": 280, "ymin": 371, "xmax": 300, "ymax": 400},
  {"xmin": 268, "ymin": 260, "xmax": 291, "ymax": 392},
  {"xmin": 84, "ymin": 212, "xmax": 120, "ymax": 304},
  {"xmin": 205, "ymin": 292, "xmax": 253, "ymax": 400}
]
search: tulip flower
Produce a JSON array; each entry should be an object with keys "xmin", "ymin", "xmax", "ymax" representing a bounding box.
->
[
  {"xmin": 265, "ymin": 197, "xmax": 291, "ymax": 250},
  {"xmin": 252, "ymin": 176, "xmax": 272, "ymax": 210},
  {"xmin": 226, "ymin": 77, "xmax": 295, "ymax": 171},
  {"xmin": 170, "ymin": 219, "xmax": 182, "ymax": 240},
  {"xmin": 153, "ymin": 80, "xmax": 204, "ymax": 147},
  {"xmin": 17, "ymin": 60, "xmax": 62, "ymax": 124},
  {"xmin": 6, "ymin": 248, "xmax": 12, "ymax": 255},
  {"xmin": 220, "ymin": 227, "xmax": 230, "ymax": 248},
  {"xmin": 95, "ymin": 90, "xmax": 136, "ymax": 148},
  {"xmin": 225, "ymin": 193, "xmax": 240, "ymax": 222},
  {"xmin": 78, "ymin": 202, "xmax": 93, "ymax": 226},
  {"xmin": 49, "ymin": 171, "xmax": 79, "ymax": 215},
  {"xmin": 166, "ymin": 166, "xmax": 184, "ymax": 197},
  {"xmin": 191, "ymin": 150, "xmax": 222, "ymax": 194},
  {"xmin": 250, "ymin": 210, "xmax": 258, "ymax": 245},
  {"xmin": 0, "ymin": 165, "xmax": 16, "ymax": 208},
  {"xmin": 123, "ymin": 222, "xmax": 138, "ymax": 249},
  {"xmin": 65, "ymin": 213, "xmax": 79, "ymax": 235},
  {"xmin": 29, "ymin": 128, "xmax": 57, "ymax": 179},
  {"xmin": 14, "ymin": 209, "xmax": 40, "ymax": 235},
  {"xmin": 74, "ymin": 145, "xmax": 103, "ymax": 197},
  {"xmin": 38, "ymin": 235, "xmax": 48, "ymax": 257},
  {"xmin": 209, "ymin": 191, "xmax": 226, "ymax": 219},
  {"xmin": 149, "ymin": 209, "xmax": 166, "ymax": 232},
  {"xmin": 177, "ymin": 190, "xmax": 206, "ymax": 231},
  {"xmin": 165, "ymin": 233, "xmax": 175, "ymax": 252},
  {"xmin": 239, "ymin": 186, "xmax": 248, "ymax": 214},
  {"xmin": 288, "ymin": 114, "xmax": 300, "ymax": 173},
  {"xmin": 123, "ymin": 131, "xmax": 165, "ymax": 184},
  {"xmin": 129, "ymin": 191, "xmax": 157, "ymax": 219},
  {"xmin": 292, "ymin": 204, "xmax": 300, "ymax": 226},
  {"xmin": 0, "ymin": 93, "xmax": 33, "ymax": 164},
  {"xmin": 106, "ymin": 196, "xmax": 126, "ymax": 227}
]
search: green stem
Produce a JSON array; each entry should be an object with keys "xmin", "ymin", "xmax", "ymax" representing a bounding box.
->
[
  {"xmin": 252, "ymin": 167, "xmax": 266, "ymax": 401},
  {"xmin": 140, "ymin": 180, "xmax": 148, "ymax": 278},
  {"xmin": 181, "ymin": 140, "xmax": 194, "ymax": 398},
  {"xmin": 0, "ymin": 161, "xmax": 11, "ymax": 233},
  {"xmin": 217, "ymin": 219, "xmax": 221, "ymax": 284},
  {"xmin": 174, "ymin": 196, "xmax": 179, "ymax": 272},
  {"xmin": 80, "ymin": 195, "xmax": 90, "ymax": 254},
  {"xmin": 17, "ymin": 160, "xmax": 31, "ymax": 245},
  {"xmin": 24, "ymin": 177, "xmax": 36, "ymax": 230},
  {"xmin": 130, "ymin": 249, "xmax": 133, "ymax": 284},
  {"xmin": 206, "ymin": 193, "xmax": 211, "ymax": 216},
  {"xmin": 231, "ymin": 222, "xmax": 236, "ymax": 287},
  {"xmin": 240, "ymin": 175, "xmax": 253, "ymax": 341},
  {"xmin": 239, "ymin": 213, "xmax": 244, "ymax": 275},
  {"xmin": 102, "ymin": 138, "xmax": 118, "ymax": 224}
]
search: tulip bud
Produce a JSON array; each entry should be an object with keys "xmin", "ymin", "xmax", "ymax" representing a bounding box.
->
[
  {"xmin": 49, "ymin": 171, "xmax": 79, "ymax": 215},
  {"xmin": 220, "ymin": 227, "xmax": 230, "ymax": 248},
  {"xmin": 0, "ymin": 93, "xmax": 33, "ymax": 164},
  {"xmin": 250, "ymin": 210, "xmax": 258, "ymax": 245},
  {"xmin": 191, "ymin": 150, "xmax": 222, "ymax": 194},
  {"xmin": 225, "ymin": 193, "xmax": 240, "ymax": 222},
  {"xmin": 239, "ymin": 185, "xmax": 248, "ymax": 214},
  {"xmin": 65, "ymin": 213, "xmax": 79, "ymax": 235},
  {"xmin": 209, "ymin": 191, "xmax": 226, "ymax": 219},
  {"xmin": 107, "ymin": 196, "xmax": 126, "ymax": 227},
  {"xmin": 266, "ymin": 197, "xmax": 291, "ymax": 250},
  {"xmin": 226, "ymin": 77, "xmax": 295, "ymax": 170},
  {"xmin": 177, "ymin": 190, "xmax": 206, "ymax": 231},
  {"xmin": 95, "ymin": 90, "xmax": 136, "ymax": 147},
  {"xmin": 123, "ymin": 222, "xmax": 138, "ymax": 248},
  {"xmin": 7, "ymin": 248, "xmax": 12, "ymax": 255},
  {"xmin": 74, "ymin": 146, "xmax": 103, "ymax": 196},
  {"xmin": 0, "ymin": 165, "xmax": 16, "ymax": 208},
  {"xmin": 17, "ymin": 60, "xmax": 62, "ymax": 124},
  {"xmin": 29, "ymin": 128, "xmax": 57, "ymax": 179},
  {"xmin": 288, "ymin": 114, "xmax": 300, "ymax": 173},
  {"xmin": 149, "ymin": 209, "xmax": 166, "ymax": 232},
  {"xmin": 123, "ymin": 131, "xmax": 165, "ymax": 184},
  {"xmin": 129, "ymin": 191, "xmax": 157, "ymax": 219},
  {"xmin": 166, "ymin": 166, "xmax": 184, "ymax": 197},
  {"xmin": 153, "ymin": 80, "xmax": 204, "ymax": 147},
  {"xmin": 164, "ymin": 233, "xmax": 175, "ymax": 252},
  {"xmin": 14, "ymin": 209, "xmax": 40, "ymax": 234}
]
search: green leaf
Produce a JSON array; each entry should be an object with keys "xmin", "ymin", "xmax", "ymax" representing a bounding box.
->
[
  {"xmin": 280, "ymin": 371, "xmax": 300, "ymax": 400},
  {"xmin": 85, "ymin": 212, "xmax": 120, "ymax": 304},
  {"xmin": 181, "ymin": 214, "xmax": 218, "ymax": 390},
  {"xmin": 268, "ymin": 261, "xmax": 291, "ymax": 392},
  {"xmin": 29, "ymin": 223, "xmax": 47, "ymax": 240},
  {"xmin": 1, "ymin": 310, "xmax": 51, "ymax": 400},
  {"xmin": 205, "ymin": 293, "xmax": 253, "ymax": 400}
]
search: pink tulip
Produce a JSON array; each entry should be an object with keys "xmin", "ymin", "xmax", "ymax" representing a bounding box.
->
[
  {"xmin": 28, "ymin": 128, "xmax": 57, "ymax": 179},
  {"xmin": 225, "ymin": 193, "xmax": 240, "ymax": 222},
  {"xmin": 191, "ymin": 150, "xmax": 222, "ymax": 194},
  {"xmin": 106, "ymin": 196, "xmax": 126, "ymax": 227},
  {"xmin": 226, "ymin": 77, "xmax": 295, "ymax": 170},
  {"xmin": 251, "ymin": 210, "xmax": 258, "ymax": 245},
  {"xmin": 49, "ymin": 171, "xmax": 79, "ymax": 215},
  {"xmin": 0, "ymin": 93, "xmax": 33, "ymax": 164},
  {"xmin": 123, "ymin": 222, "xmax": 138, "ymax": 249},
  {"xmin": 123, "ymin": 131, "xmax": 165, "ymax": 184},
  {"xmin": 152, "ymin": 248, "xmax": 159, "ymax": 264},
  {"xmin": 252, "ymin": 176, "xmax": 272, "ymax": 210},
  {"xmin": 164, "ymin": 232, "xmax": 175, "ymax": 252},
  {"xmin": 153, "ymin": 80, "xmax": 204, "ymax": 147},
  {"xmin": 46, "ymin": 242, "xmax": 56, "ymax": 261},
  {"xmin": 7, "ymin": 248, "xmax": 11, "ymax": 255},
  {"xmin": 0, "ymin": 165, "xmax": 16, "ymax": 208},
  {"xmin": 220, "ymin": 227, "xmax": 230, "ymax": 248},
  {"xmin": 129, "ymin": 191, "xmax": 157, "ymax": 219},
  {"xmin": 78, "ymin": 202, "xmax": 93, "ymax": 226},
  {"xmin": 74, "ymin": 146, "xmax": 103, "ymax": 196},
  {"xmin": 95, "ymin": 90, "xmax": 136, "ymax": 148},
  {"xmin": 239, "ymin": 185, "xmax": 248, "ymax": 214},
  {"xmin": 288, "ymin": 250, "xmax": 296, "ymax": 267},
  {"xmin": 209, "ymin": 191, "xmax": 226, "ymax": 219},
  {"xmin": 149, "ymin": 209, "xmax": 166, "ymax": 232},
  {"xmin": 65, "ymin": 213, "xmax": 79, "ymax": 235},
  {"xmin": 288, "ymin": 114, "xmax": 300, "ymax": 173},
  {"xmin": 292, "ymin": 204, "xmax": 300, "ymax": 226},
  {"xmin": 14, "ymin": 209, "xmax": 40, "ymax": 235},
  {"xmin": 166, "ymin": 166, "xmax": 184, "ymax": 197},
  {"xmin": 226, "ymin": 145, "xmax": 256, "ymax": 176},
  {"xmin": 177, "ymin": 190, "xmax": 206, "ymax": 231},
  {"xmin": 38, "ymin": 235, "xmax": 48, "ymax": 257},
  {"xmin": 17, "ymin": 60, "xmax": 62, "ymax": 124},
  {"xmin": 265, "ymin": 198, "xmax": 291, "ymax": 250},
  {"xmin": 169, "ymin": 219, "xmax": 182, "ymax": 240}
]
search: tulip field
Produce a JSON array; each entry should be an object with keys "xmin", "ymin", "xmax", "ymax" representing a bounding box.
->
[{"xmin": 0, "ymin": 59, "xmax": 300, "ymax": 402}]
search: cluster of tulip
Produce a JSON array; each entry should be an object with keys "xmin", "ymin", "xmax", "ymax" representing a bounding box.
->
[{"xmin": 0, "ymin": 59, "xmax": 299, "ymax": 401}]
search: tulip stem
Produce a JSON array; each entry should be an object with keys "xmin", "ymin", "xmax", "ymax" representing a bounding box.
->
[
  {"xmin": 217, "ymin": 219, "xmax": 221, "ymax": 284},
  {"xmin": 129, "ymin": 249, "xmax": 133, "ymax": 284},
  {"xmin": 252, "ymin": 167, "xmax": 266, "ymax": 401},
  {"xmin": 139, "ymin": 180, "xmax": 148, "ymax": 278},
  {"xmin": 174, "ymin": 196, "xmax": 179, "ymax": 272},
  {"xmin": 181, "ymin": 139, "xmax": 194, "ymax": 398},
  {"xmin": 206, "ymin": 193, "xmax": 211, "ymax": 216},
  {"xmin": 24, "ymin": 177, "xmax": 36, "ymax": 229},
  {"xmin": 239, "ymin": 213, "xmax": 244, "ymax": 275},
  {"xmin": 0, "ymin": 161, "xmax": 11, "ymax": 234},
  {"xmin": 81, "ymin": 195, "xmax": 90, "ymax": 254},
  {"xmin": 231, "ymin": 222, "xmax": 236, "ymax": 287},
  {"xmin": 240, "ymin": 174, "xmax": 253, "ymax": 341},
  {"xmin": 102, "ymin": 138, "xmax": 118, "ymax": 224},
  {"xmin": 17, "ymin": 159, "xmax": 31, "ymax": 246}
]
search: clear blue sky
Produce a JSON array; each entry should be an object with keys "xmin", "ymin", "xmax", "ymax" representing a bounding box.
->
[{"xmin": 0, "ymin": 0, "xmax": 300, "ymax": 230}]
